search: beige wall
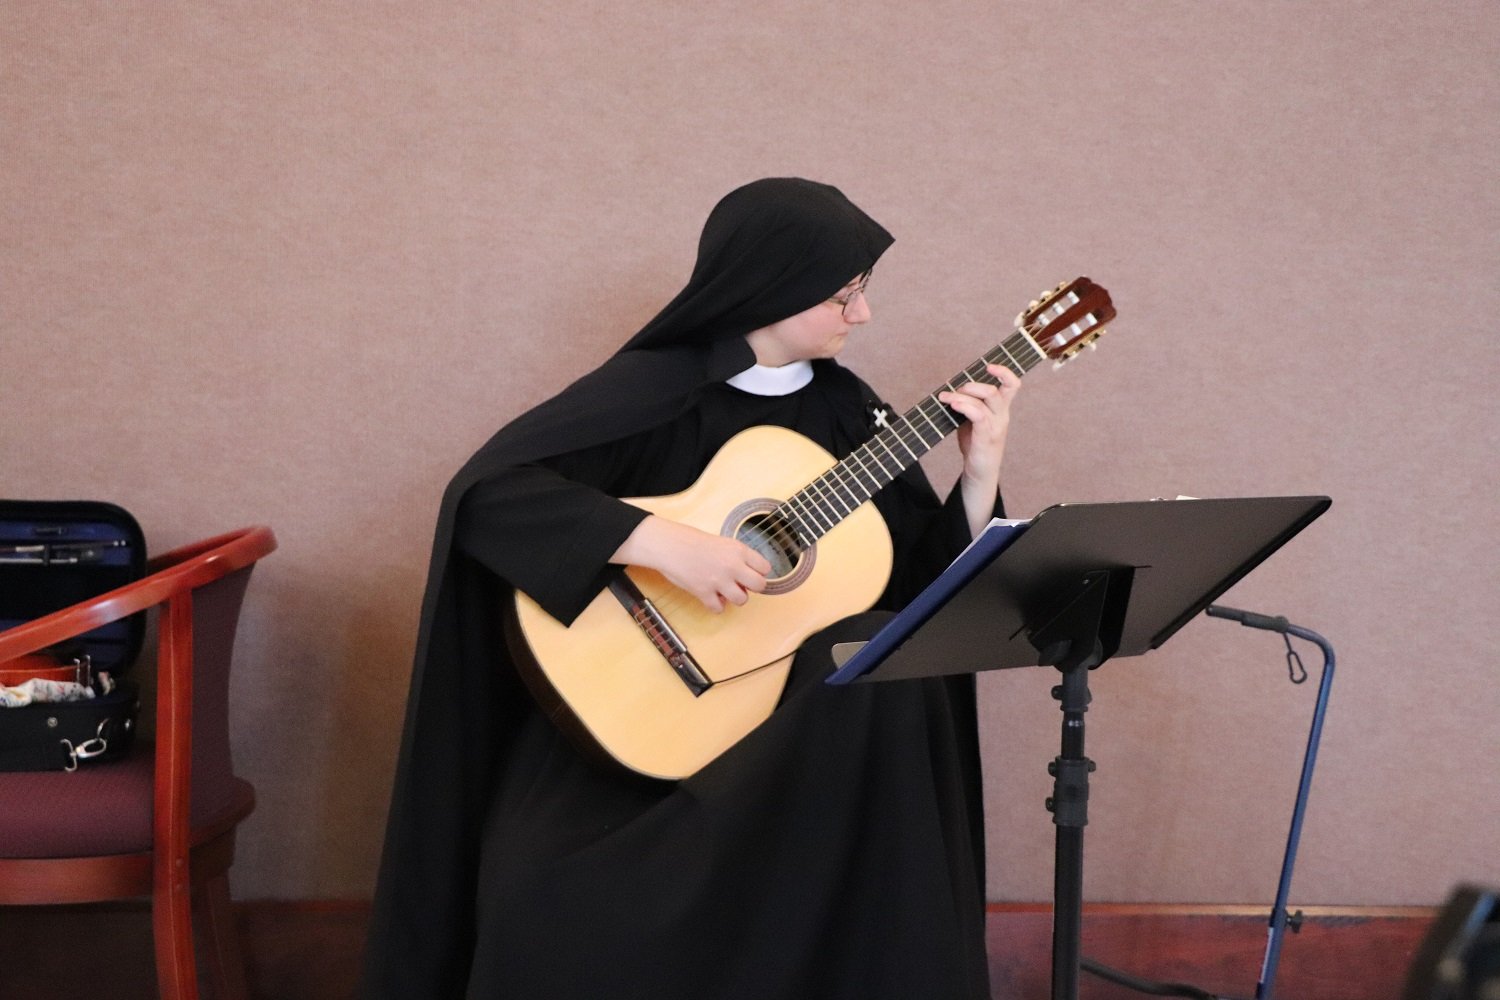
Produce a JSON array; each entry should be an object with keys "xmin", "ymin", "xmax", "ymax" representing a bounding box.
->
[{"xmin": 4, "ymin": 2, "xmax": 1496, "ymax": 904}]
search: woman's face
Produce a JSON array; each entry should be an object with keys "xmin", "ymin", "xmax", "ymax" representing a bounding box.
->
[{"xmin": 746, "ymin": 274, "xmax": 872, "ymax": 367}]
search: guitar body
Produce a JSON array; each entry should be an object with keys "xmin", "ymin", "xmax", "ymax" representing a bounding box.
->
[{"xmin": 509, "ymin": 425, "xmax": 895, "ymax": 780}]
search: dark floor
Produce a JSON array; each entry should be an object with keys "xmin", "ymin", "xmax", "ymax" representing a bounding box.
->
[
  {"xmin": 988, "ymin": 909, "xmax": 1431, "ymax": 999},
  {"xmin": 0, "ymin": 902, "xmax": 1431, "ymax": 999}
]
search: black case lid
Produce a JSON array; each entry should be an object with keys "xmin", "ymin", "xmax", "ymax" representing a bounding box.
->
[{"xmin": 0, "ymin": 500, "xmax": 148, "ymax": 675}]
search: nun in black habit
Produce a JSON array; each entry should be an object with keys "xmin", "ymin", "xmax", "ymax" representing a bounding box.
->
[{"xmin": 363, "ymin": 178, "xmax": 1022, "ymax": 1000}]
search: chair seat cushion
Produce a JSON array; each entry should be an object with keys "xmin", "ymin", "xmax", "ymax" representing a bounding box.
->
[{"xmin": 0, "ymin": 745, "xmax": 254, "ymax": 858}]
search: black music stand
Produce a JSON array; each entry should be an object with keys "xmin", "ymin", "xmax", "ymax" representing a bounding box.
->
[{"xmin": 826, "ymin": 496, "xmax": 1331, "ymax": 1000}]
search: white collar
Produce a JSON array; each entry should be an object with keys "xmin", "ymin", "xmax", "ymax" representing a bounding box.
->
[{"xmin": 725, "ymin": 360, "xmax": 814, "ymax": 396}]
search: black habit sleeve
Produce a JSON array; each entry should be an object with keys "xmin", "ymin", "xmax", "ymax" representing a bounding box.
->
[{"xmin": 455, "ymin": 465, "xmax": 648, "ymax": 625}]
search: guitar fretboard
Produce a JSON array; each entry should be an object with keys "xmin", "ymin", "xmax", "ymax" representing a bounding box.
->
[{"xmin": 774, "ymin": 328, "xmax": 1047, "ymax": 549}]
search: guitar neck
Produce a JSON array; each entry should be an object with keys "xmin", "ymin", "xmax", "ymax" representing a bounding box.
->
[{"xmin": 774, "ymin": 327, "xmax": 1047, "ymax": 548}]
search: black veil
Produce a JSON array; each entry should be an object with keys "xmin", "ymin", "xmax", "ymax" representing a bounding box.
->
[{"xmin": 619, "ymin": 177, "xmax": 893, "ymax": 352}]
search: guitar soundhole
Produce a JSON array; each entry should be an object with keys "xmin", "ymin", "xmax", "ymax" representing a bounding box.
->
[{"xmin": 724, "ymin": 500, "xmax": 814, "ymax": 595}]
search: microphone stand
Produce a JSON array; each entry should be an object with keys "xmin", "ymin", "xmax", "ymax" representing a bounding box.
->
[
  {"xmin": 1204, "ymin": 605, "xmax": 1336, "ymax": 1000},
  {"xmin": 1080, "ymin": 605, "xmax": 1336, "ymax": 1000}
]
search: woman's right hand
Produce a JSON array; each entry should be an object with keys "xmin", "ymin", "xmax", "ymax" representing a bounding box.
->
[{"xmin": 611, "ymin": 515, "xmax": 772, "ymax": 613}]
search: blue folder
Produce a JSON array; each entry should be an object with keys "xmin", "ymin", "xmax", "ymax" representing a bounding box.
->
[{"xmin": 825, "ymin": 518, "xmax": 1029, "ymax": 685}]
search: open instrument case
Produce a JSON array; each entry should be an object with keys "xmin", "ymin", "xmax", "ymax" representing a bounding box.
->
[{"xmin": 0, "ymin": 500, "xmax": 147, "ymax": 770}]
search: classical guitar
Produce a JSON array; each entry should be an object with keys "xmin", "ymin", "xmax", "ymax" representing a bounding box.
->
[{"xmin": 506, "ymin": 278, "xmax": 1117, "ymax": 779}]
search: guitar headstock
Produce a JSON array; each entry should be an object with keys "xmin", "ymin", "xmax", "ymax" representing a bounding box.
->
[{"xmin": 1018, "ymin": 277, "xmax": 1116, "ymax": 366}]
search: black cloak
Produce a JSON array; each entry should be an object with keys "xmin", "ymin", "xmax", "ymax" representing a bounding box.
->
[{"xmin": 363, "ymin": 179, "xmax": 994, "ymax": 999}]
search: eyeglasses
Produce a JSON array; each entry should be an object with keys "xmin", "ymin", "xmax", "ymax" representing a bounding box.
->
[{"xmin": 827, "ymin": 271, "xmax": 872, "ymax": 319}]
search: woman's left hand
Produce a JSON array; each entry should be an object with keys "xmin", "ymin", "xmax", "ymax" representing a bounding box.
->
[{"xmin": 938, "ymin": 363, "xmax": 1022, "ymax": 537}]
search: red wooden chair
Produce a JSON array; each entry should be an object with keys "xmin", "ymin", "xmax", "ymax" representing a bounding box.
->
[{"xmin": 0, "ymin": 525, "xmax": 277, "ymax": 1000}]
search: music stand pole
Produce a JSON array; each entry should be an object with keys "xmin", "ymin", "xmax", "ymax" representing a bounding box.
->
[
  {"xmin": 1027, "ymin": 566, "xmax": 1134, "ymax": 1000},
  {"xmin": 1049, "ymin": 648, "xmax": 1097, "ymax": 1000}
]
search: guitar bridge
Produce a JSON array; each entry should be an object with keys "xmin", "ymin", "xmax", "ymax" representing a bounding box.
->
[{"xmin": 607, "ymin": 575, "xmax": 711, "ymax": 696}]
